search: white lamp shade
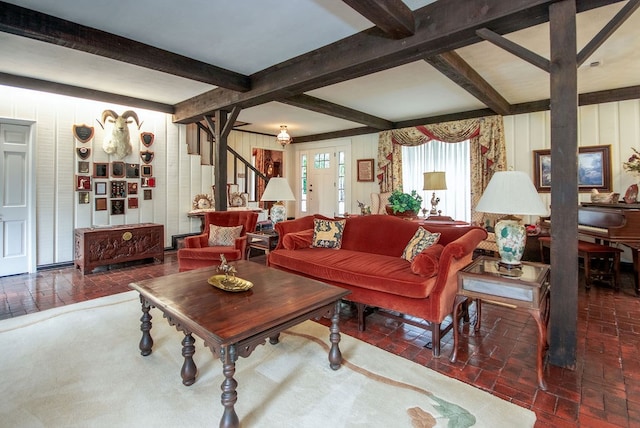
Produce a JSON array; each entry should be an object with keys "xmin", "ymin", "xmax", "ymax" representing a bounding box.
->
[
  {"xmin": 423, "ymin": 171, "xmax": 447, "ymax": 190},
  {"xmin": 476, "ymin": 171, "xmax": 548, "ymax": 216},
  {"xmin": 260, "ymin": 177, "xmax": 295, "ymax": 202}
]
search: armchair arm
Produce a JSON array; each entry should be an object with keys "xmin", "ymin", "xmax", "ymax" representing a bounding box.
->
[
  {"xmin": 184, "ymin": 233, "xmax": 208, "ymax": 248},
  {"xmin": 234, "ymin": 235, "xmax": 249, "ymax": 259}
]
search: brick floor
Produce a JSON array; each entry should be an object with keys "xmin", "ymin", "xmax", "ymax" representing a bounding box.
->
[{"xmin": 1, "ymin": 251, "xmax": 639, "ymax": 427}]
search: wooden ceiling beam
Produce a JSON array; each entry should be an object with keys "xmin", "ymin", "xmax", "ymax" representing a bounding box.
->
[
  {"xmin": 577, "ymin": 0, "xmax": 640, "ymax": 66},
  {"xmin": 174, "ymin": 0, "xmax": 567, "ymax": 123},
  {"xmin": 0, "ymin": 72, "xmax": 174, "ymax": 114},
  {"xmin": 424, "ymin": 51, "xmax": 511, "ymax": 116},
  {"xmin": 280, "ymin": 94, "xmax": 393, "ymax": 129},
  {"xmin": 476, "ymin": 28, "xmax": 551, "ymax": 73},
  {"xmin": 0, "ymin": 1, "xmax": 250, "ymax": 92},
  {"xmin": 295, "ymin": 85, "xmax": 640, "ymax": 143},
  {"xmin": 342, "ymin": 0, "xmax": 415, "ymax": 39}
]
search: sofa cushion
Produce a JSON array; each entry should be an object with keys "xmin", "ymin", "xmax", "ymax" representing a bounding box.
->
[
  {"xmin": 410, "ymin": 244, "xmax": 444, "ymax": 277},
  {"xmin": 208, "ymin": 225, "xmax": 242, "ymax": 246},
  {"xmin": 269, "ymin": 248, "xmax": 437, "ymax": 299},
  {"xmin": 312, "ymin": 219, "xmax": 346, "ymax": 249},
  {"xmin": 401, "ymin": 227, "xmax": 440, "ymax": 261},
  {"xmin": 283, "ymin": 229, "xmax": 314, "ymax": 250}
]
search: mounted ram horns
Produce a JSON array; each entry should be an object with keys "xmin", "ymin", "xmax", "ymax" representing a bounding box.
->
[{"xmin": 101, "ymin": 110, "xmax": 140, "ymax": 159}]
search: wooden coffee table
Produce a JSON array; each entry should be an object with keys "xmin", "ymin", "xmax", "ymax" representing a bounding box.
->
[{"xmin": 129, "ymin": 261, "xmax": 350, "ymax": 428}]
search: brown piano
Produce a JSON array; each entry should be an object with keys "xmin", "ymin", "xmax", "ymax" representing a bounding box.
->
[{"xmin": 542, "ymin": 203, "xmax": 640, "ymax": 294}]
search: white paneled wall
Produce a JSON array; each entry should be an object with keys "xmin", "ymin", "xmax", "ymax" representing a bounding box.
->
[
  {"xmin": 0, "ymin": 86, "xmax": 276, "ymax": 267},
  {"xmin": 2, "ymin": 83, "xmax": 639, "ymax": 268},
  {"xmin": 504, "ymin": 100, "xmax": 640, "ymax": 213}
]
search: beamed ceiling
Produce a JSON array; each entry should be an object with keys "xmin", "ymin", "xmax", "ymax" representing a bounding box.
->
[{"xmin": 0, "ymin": 0, "xmax": 639, "ymax": 143}]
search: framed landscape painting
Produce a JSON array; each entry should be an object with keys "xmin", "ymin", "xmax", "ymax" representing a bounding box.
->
[{"xmin": 533, "ymin": 145, "xmax": 611, "ymax": 193}]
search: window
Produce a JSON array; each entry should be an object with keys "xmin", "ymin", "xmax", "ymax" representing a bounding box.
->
[
  {"xmin": 314, "ymin": 153, "xmax": 330, "ymax": 169},
  {"xmin": 402, "ymin": 140, "xmax": 471, "ymax": 221}
]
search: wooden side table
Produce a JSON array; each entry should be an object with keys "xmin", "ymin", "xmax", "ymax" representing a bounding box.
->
[
  {"xmin": 451, "ymin": 256, "xmax": 550, "ymax": 389},
  {"xmin": 246, "ymin": 231, "xmax": 279, "ymax": 260}
]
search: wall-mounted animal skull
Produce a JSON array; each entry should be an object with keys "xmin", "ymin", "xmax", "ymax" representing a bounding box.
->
[{"xmin": 101, "ymin": 110, "xmax": 140, "ymax": 159}]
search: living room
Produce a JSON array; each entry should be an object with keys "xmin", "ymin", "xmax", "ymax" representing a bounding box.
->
[{"xmin": 1, "ymin": 1, "xmax": 639, "ymax": 426}]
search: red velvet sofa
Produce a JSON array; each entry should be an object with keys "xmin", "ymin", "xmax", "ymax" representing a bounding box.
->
[{"xmin": 267, "ymin": 214, "xmax": 487, "ymax": 357}]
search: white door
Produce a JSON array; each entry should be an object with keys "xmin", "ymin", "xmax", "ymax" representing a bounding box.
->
[
  {"xmin": 0, "ymin": 124, "xmax": 30, "ymax": 276},
  {"xmin": 307, "ymin": 150, "xmax": 336, "ymax": 217}
]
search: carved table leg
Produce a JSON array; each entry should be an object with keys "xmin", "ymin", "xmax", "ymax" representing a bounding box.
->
[
  {"xmin": 529, "ymin": 308, "xmax": 548, "ymax": 391},
  {"xmin": 181, "ymin": 333, "xmax": 197, "ymax": 386},
  {"xmin": 329, "ymin": 301, "xmax": 343, "ymax": 370},
  {"xmin": 450, "ymin": 295, "xmax": 466, "ymax": 363},
  {"xmin": 138, "ymin": 295, "xmax": 153, "ymax": 356},
  {"xmin": 269, "ymin": 333, "xmax": 280, "ymax": 345},
  {"xmin": 219, "ymin": 345, "xmax": 239, "ymax": 428}
]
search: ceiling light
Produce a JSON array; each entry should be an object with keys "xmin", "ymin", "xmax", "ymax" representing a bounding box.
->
[{"xmin": 276, "ymin": 125, "xmax": 292, "ymax": 147}]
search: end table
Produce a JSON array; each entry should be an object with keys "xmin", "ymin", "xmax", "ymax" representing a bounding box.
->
[
  {"xmin": 246, "ymin": 230, "xmax": 279, "ymax": 261},
  {"xmin": 451, "ymin": 256, "xmax": 550, "ymax": 390}
]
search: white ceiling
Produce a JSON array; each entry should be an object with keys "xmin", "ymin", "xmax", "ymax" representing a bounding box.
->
[{"xmin": 1, "ymin": 0, "xmax": 638, "ymax": 138}]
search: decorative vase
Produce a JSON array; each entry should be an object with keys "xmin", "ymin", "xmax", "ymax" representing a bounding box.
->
[
  {"xmin": 385, "ymin": 205, "xmax": 418, "ymax": 218},
  {"xmin": 495, "ymin": 218, "xmax": 526, "ymax": 266}
]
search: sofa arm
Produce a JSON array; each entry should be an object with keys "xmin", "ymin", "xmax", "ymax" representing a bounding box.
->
[
  {"xmin": 428, "ymin": 228, "xmax": 488, "ymax": 320},
  {"xmin": 184, "ymin": 233, "xmax": 208, "ymax": 248},
  {"xmin": 274, "ymin": 215, "xmax": 316, "ymax": 249}
]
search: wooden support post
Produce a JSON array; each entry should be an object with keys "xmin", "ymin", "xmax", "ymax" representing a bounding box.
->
[{"xmin": 548, "ymin": 0, "xmax": 578, "ymax": 369}]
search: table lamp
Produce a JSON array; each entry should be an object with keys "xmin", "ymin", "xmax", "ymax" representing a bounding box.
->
[
  {"xmin": 423, "ymin": 171, "xmax": 447, "ymax": 216},
  {"xmin": 475, "ymin": 170, "xmax": 548, "ymax": 268},
  {"xmin": 260, "ymin": 177, "xmax": 295, "ymax": 223}
]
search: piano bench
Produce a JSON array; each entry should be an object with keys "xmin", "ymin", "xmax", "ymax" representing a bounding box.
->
[{"xmin": 539, "ymin": 237, "xmax": 622, "ymax": 290}]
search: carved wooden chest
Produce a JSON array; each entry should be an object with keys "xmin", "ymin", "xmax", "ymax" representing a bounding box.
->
[{"xmin": 74, "ymin": 223, "xmax": 164, "ymax": 274}]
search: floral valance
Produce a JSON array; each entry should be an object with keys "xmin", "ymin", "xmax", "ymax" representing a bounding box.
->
[{"xmin": 377, "ymin": 116, "xmax": 506, "ymax": 224}]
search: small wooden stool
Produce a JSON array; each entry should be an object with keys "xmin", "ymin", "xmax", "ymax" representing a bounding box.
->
[{"xmin": 539, "ymin": 237, "xmax": 622, "ymax": 290}]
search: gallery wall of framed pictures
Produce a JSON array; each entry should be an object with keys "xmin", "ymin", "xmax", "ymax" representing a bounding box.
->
[{"xmin": 74, "ymin": 122, "xmax": 155, "ymax": 219}]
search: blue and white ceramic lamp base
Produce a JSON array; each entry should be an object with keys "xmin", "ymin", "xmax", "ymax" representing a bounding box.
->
[{"xmin": 495, "ymin": 219, "xmax": 527, "ymax": 267}]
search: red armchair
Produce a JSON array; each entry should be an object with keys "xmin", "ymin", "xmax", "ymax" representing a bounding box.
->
[{"xmin": 178, "ymin": 211, "xmax": 258, "ymax": 272}]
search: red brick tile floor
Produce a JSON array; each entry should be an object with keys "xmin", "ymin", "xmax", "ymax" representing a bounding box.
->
[{"xmin": 1, "ymin": 251, "xmax": 639, "ymax": 427}]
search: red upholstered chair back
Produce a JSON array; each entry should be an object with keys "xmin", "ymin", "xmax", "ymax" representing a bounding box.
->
[{"xmin": 202, "ymin": 211, "xmax": 258, "ymax": 237}]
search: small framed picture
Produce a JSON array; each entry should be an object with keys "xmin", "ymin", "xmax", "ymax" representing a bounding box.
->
[
  {"xmin": 111, "ymin": 180, "xmax": 127, "ymax": 198},
  {"xmin": 357, "ymin": 159, "xmax": 374, "ymax": 182},
  {"xmin": 128, "ymin": 197, "xmax": 139, "ymax": 209},
  {"xmin": 94, "ymin": 181, "xmax": 107, "ymax": 195},
  {"xmin": 143, "ymin": 189, "xmax": 152, "ymax": 200},
  {"xmin": 111, "ymin": 199, "xmax": 125, "ymax": 215},
  {"xmin": 93, "ymin": 162, "xmax": 109, "ymax": 178},
  {"xmin": 111, "ymin": 161, "xmax": 125, "ymax": 178},
  {"xmin": 141, "ymin": 165, "xmax": 153, "ymax": 177},
  {"xmin": 126, "ymin": 163, "xmax": 140, "ymax": 178},
  {"xmin": 141, "ymin": 177, "xmax": 156, "ymax": 188},
  {"xmin": 78, "ymin": 191, "xmax": 90, "ymax": 204},
  {"xmin": 95, "ymin": 197, "xmax": 107, "ymax": 211},
  {"xmin": 76, "ymin": 175, "xmax": 91, "ymax": 190},
  {"xmin": 78, "ymin": 161, "xmax": 90, "ymax": 174},
  {"xmin": 128, "ymin": 182, "xmax": 138, "ymax": 195}
]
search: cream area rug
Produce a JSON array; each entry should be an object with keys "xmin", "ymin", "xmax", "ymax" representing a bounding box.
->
[{"xmin": 0, "ymin": 291, "xmax": 536, "ymax": 427}]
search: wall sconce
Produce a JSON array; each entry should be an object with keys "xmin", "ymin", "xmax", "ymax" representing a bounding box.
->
[{"xmin": 276, "ymin": 125, "xmax": 292, "ymax": 147}]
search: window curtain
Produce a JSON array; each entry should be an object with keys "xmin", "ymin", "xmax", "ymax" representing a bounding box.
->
[
  {"xmin": 402, "ymin": 140, "xmax": 471, "ymax": 221},
  {"xmin": 377, "ymin": 116, "xmax": 506, "ymax": 223}
]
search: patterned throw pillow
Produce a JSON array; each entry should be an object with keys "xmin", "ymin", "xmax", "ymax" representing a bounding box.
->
[
  {"xmin": 401, "ymin": 227, "xmax": 441, "ymax": 261},
  {"xmin": 311, "ymin": 219, "xmax": 346, "ymax": 249},
  {"xmin": 208, "ymin": 225, "xmax": 243, "ymax": 247}
]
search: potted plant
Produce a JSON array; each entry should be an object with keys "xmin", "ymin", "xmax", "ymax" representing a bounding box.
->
[{"xmin": 386, "ymin": 189, "xmax": 423, "ymax": 216}]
